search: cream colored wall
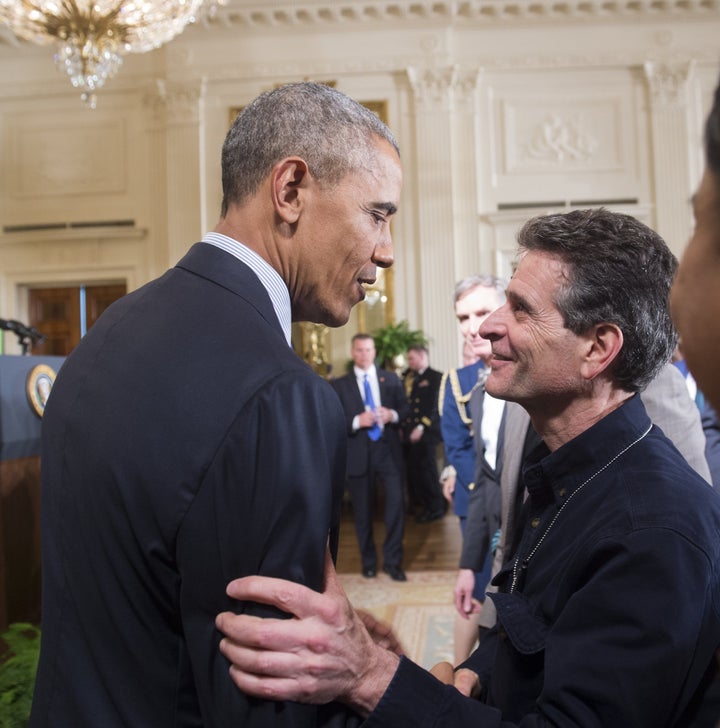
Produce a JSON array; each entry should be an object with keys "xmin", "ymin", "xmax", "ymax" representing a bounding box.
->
[{"xmin": 0, "ymin": 0, "xmax": 718, "ymax": 370}]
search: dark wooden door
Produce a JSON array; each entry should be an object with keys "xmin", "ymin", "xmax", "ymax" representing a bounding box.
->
[{"xmin": 28, "ymin": 284, "xmax": 126, "ymax": 356}]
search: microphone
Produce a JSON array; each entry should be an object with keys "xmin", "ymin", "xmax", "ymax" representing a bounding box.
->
[{"xmin": 0, "ymin": 318, "xmax": 46, "ymax": 346}]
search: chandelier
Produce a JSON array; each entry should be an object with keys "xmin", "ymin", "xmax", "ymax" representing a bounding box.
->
[{"xmin": 0, "ymin": 0, "xmax": 208, "ymax": 108}]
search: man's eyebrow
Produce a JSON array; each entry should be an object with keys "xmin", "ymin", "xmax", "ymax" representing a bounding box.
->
[
  {"xmin": 507, "ymin": 289, "xmax": 532, "ymax": 310},
  {"xmin": 373, "ymin": 202, "xmax": 398, "ymax": 216}
]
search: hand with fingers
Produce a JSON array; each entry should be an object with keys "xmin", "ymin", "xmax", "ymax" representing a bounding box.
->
[
  {"xmin": 453, "ymin": 568, "xmax": 482, "ymax": 619},
  {"xmin": 215, "ymin": 548, "xmax": 401, "ymax": 717}
]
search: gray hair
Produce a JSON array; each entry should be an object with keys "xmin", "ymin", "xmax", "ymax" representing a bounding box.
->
[
  {"xmin": 516, "ymin": 208, "xmax": 678, "ymax": 392},
  {"xmin": 453, "ymin": 274, "xmax": 507, "ymax": 306},
  {"xmin": 221, "ymin": 82, "xmax": 399, "ymax": 216}
]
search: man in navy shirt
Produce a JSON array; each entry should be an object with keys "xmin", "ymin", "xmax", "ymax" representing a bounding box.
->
[{"xmin": 216, "ymin": 202, "xmax": 720, "ymax": 727}]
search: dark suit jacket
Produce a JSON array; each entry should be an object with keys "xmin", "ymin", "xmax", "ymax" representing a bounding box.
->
[
  {"xmin": 332, "ymin": 367, "xmax": 409, "ymax": 478},
  {"xmin": 403, "ymin": 366, "xmax": 443, "ymax": 442},
  {"xmin": 30, "ymin": 243, "xmax": 356, "ymax": 727},
  {"xmin": 459, "ymin": 386, "xmax": 505, "ymax": 572}
]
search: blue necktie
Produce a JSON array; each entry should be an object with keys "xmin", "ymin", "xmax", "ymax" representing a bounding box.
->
[{"xmin": 363, "ymin": 374, "xmax": 382, "ymax": 441}]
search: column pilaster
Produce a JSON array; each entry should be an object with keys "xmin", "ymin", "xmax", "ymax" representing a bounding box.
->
[
  {"xmin": 407, "ymin": 65, "xmax": 482, "ymax": 370},
  {"xmin": 643, "ymin": 59, "xmax": 696, "ymax": 253},
  {"xmin": 146, "ymin": 78, "xmax": 206, "ymax": 268}
]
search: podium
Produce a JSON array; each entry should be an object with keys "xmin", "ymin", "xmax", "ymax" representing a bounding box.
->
[{"xmin": 0, "ymin": 355, "xmax": 65, "ymax": 631}]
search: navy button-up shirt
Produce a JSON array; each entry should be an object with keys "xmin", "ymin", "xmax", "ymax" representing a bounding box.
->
[{"xmin": 365, "ymin": 394, "xmax": 720, "ymax": 727}]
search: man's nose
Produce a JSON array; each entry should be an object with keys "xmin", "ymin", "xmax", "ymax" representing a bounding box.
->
[{"xmin": 372, "ymin": 233, "xmax": 394, "ymax": 269}]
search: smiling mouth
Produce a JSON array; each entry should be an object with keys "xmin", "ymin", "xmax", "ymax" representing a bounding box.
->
[{"xmin": 491, "ymin": 352, "xmax": 513, "ymax": 363}]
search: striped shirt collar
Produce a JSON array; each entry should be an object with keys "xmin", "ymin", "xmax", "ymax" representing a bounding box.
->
[{"xmin": 202, "ymin": 232, "xmax": 292, "ymax": 346}]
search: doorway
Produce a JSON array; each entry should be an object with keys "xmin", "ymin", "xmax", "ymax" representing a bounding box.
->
[{"xmin": 28, "ymin": 284, "xmax": 126, "ymax": 356}]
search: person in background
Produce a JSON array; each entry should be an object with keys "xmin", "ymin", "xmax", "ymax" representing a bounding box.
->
[
  {"xmin": 332, "ymin": 333, "xmax": 410, "ymax": 582},
  {"xmin": 672, "ymin": 70, "xmax": 720, "ymax": 416},
  {"xmin": 439, "ymin": 274, "xmax": 506, "ymax": 663},
  {"xmin": 673, "ymin": 342, "xmax": 720, "ymax": 488},
  {"xmin": 671, "ymin": 67, "xmax": 720, "ymax": 727},
  {"xmin": 29, "ymin": 81, "xmax": 402, "ymax": 728},
  {"xmin": 437, "ymin": 340, "xmax": 479, "ymax": 501},
  {"xmin": 216, "ymin": 207, "xmax": 720, "ymax": 727},
  {"xmin": 402, "ymin": 344, "xmax": 446, "ymax": 523}
]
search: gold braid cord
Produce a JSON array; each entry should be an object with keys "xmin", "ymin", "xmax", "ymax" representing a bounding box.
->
[{"xmin": 438, "ymin": 367, "xmax": 486, "ymax": 431}]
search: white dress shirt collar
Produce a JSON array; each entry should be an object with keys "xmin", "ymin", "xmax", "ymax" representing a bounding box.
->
[{"xmin": 202, "ymin": 232, "xmax": 292, "ymax": 346}]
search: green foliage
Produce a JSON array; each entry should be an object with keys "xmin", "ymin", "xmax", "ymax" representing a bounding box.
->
[
  {"xmin": 372, "ymin": 320, "xmax": 428, "ymax": 370},
  {"xmin": 0, "ymin": 623, "xmax": 40, "ymax": 728}
]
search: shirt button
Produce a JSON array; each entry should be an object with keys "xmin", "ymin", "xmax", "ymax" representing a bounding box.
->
[
  {"xmin": 558, "ymin": 488, "xmax": 566, "ymax": 498},
  {"xmin": 531, "ymin": 517, "xmax": 540, "ymax": 528}
]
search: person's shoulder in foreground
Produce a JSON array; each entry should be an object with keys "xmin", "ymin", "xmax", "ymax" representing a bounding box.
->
[{"xmin": 30, "ymin": 80, "xmax": 402, "ymax": 728}]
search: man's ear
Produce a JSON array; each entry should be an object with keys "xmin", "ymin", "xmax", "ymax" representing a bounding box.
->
[
  {"xmin": 270, "ymin": 157, "xmax": 309, "ymax": 224},
  {"xmin": 580, "ymin": 323, "xmax": 624, "ymax": 381}
]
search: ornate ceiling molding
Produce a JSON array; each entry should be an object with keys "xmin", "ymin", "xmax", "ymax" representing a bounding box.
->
[{"xmin": 203, "ymin": 0, "xmax": 720, "ymax": 31}]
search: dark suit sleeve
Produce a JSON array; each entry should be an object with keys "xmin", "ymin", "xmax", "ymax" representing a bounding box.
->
[
  {"xmin": 460, "ymin": 477, "xmax": 492, "ymax": 571},
  {"xmin": 362, "ymin": 657, "xmax": 506, "ymax": 727},
  {"xmin": 333, "ymin": 376, "xmax": 364, "ymax": 435},
  {"xmin": 426, "ymin": 369, "xmax": 444, "ymax": 440},
  {"xmin": 383, "ymin": 369, "xmax": 410, "ymax": 424},
  {"xmin": 175, "ymin": 370, "xmax": 354, "ymax": 727}
]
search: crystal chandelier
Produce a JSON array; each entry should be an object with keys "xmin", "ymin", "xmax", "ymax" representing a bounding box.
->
[{"xmin": 0, "ymin": 0, "xmax": 207, "ymax": 108}]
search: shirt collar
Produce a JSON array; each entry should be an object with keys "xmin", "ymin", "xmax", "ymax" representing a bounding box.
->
[
  {"xmin": 202, "ymin": 232, "xmax": 292, "ymax": 346},
  {"xmin": 354, "ymin": 364, "xmax": 377, "ymax": 379},
  {"xmin": 522, "ymin": 394, "xmax": 652, "ymax": 502}
]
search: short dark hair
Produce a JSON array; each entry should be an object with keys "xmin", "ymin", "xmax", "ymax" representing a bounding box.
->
[
  {"xmin": 352, "ymin": 333, "xmax": 374, "ymax": 344},
  {"xmin": 706, "ymin": 72, "xmax": 720, "ymax": 178},
  {"xmin": 516, "ymin": 208, "xmax": 678, "ymax": 392},
  {"xmin": 221, "ymin": 82, "xmax": 399, "ymax": 216},
  {"xmin": 407, "ymin": 344, "xmax": 428, "ymax": 355}
]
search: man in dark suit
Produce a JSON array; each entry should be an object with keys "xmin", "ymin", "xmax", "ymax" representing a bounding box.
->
[
  {"xmin": 30, "ymin": 82, "xmax": 402, "ymax": 727},
  {"xmin": 333, "ymin": 333, "xmax": 409, "ymax": 581},
  {"xmin": 402, "ymin": 344, "xmax": 445, "ymax": 523}
]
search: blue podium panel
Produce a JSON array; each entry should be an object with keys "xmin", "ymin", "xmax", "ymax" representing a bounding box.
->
[{"xmin": 0, "ymin": 355, "xmax": 66, "ymax": 461}]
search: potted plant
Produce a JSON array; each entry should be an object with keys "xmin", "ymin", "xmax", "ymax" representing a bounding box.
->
[
  {"xmin": 0, "ymin": 622, "xmax": 41, "ymax": 728},
  {"xmin": 372, "ymin": 320, "xmax": 428, "ymax": 373}
]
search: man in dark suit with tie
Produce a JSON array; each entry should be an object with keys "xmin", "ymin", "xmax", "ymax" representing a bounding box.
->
[
  {"xmin": 30, "ymin": 82, "xmax": 402, "ymax": 727},
  {"xmin": 333, "ymin": 333, "xmax": 410, "ymax": 581},
  {"xmin": 402, "ymin": 344, "xmax": 445, "ymax": 523}
]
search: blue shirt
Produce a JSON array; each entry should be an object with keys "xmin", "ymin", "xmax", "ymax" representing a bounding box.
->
[{"xmin": 365, "ymin": 394, "xmax": 720, "ymax": 727}]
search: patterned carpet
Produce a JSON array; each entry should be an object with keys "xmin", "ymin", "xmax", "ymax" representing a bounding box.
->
[{"xmin": 337, "ymin": 570, "xmax": 456, "ymax": 669}]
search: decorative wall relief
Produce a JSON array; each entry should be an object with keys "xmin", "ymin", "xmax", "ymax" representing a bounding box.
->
[
  {"xmin": 504, "ymin": 99, "xmax": 619, "ymax": 173},
  {"xmin": 526, "ymin": 113, "xmax": 599, "ymax": 164},
  {"xmin": 485, "ymin": 74, "xmax": 643, "ymax": 206}
]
